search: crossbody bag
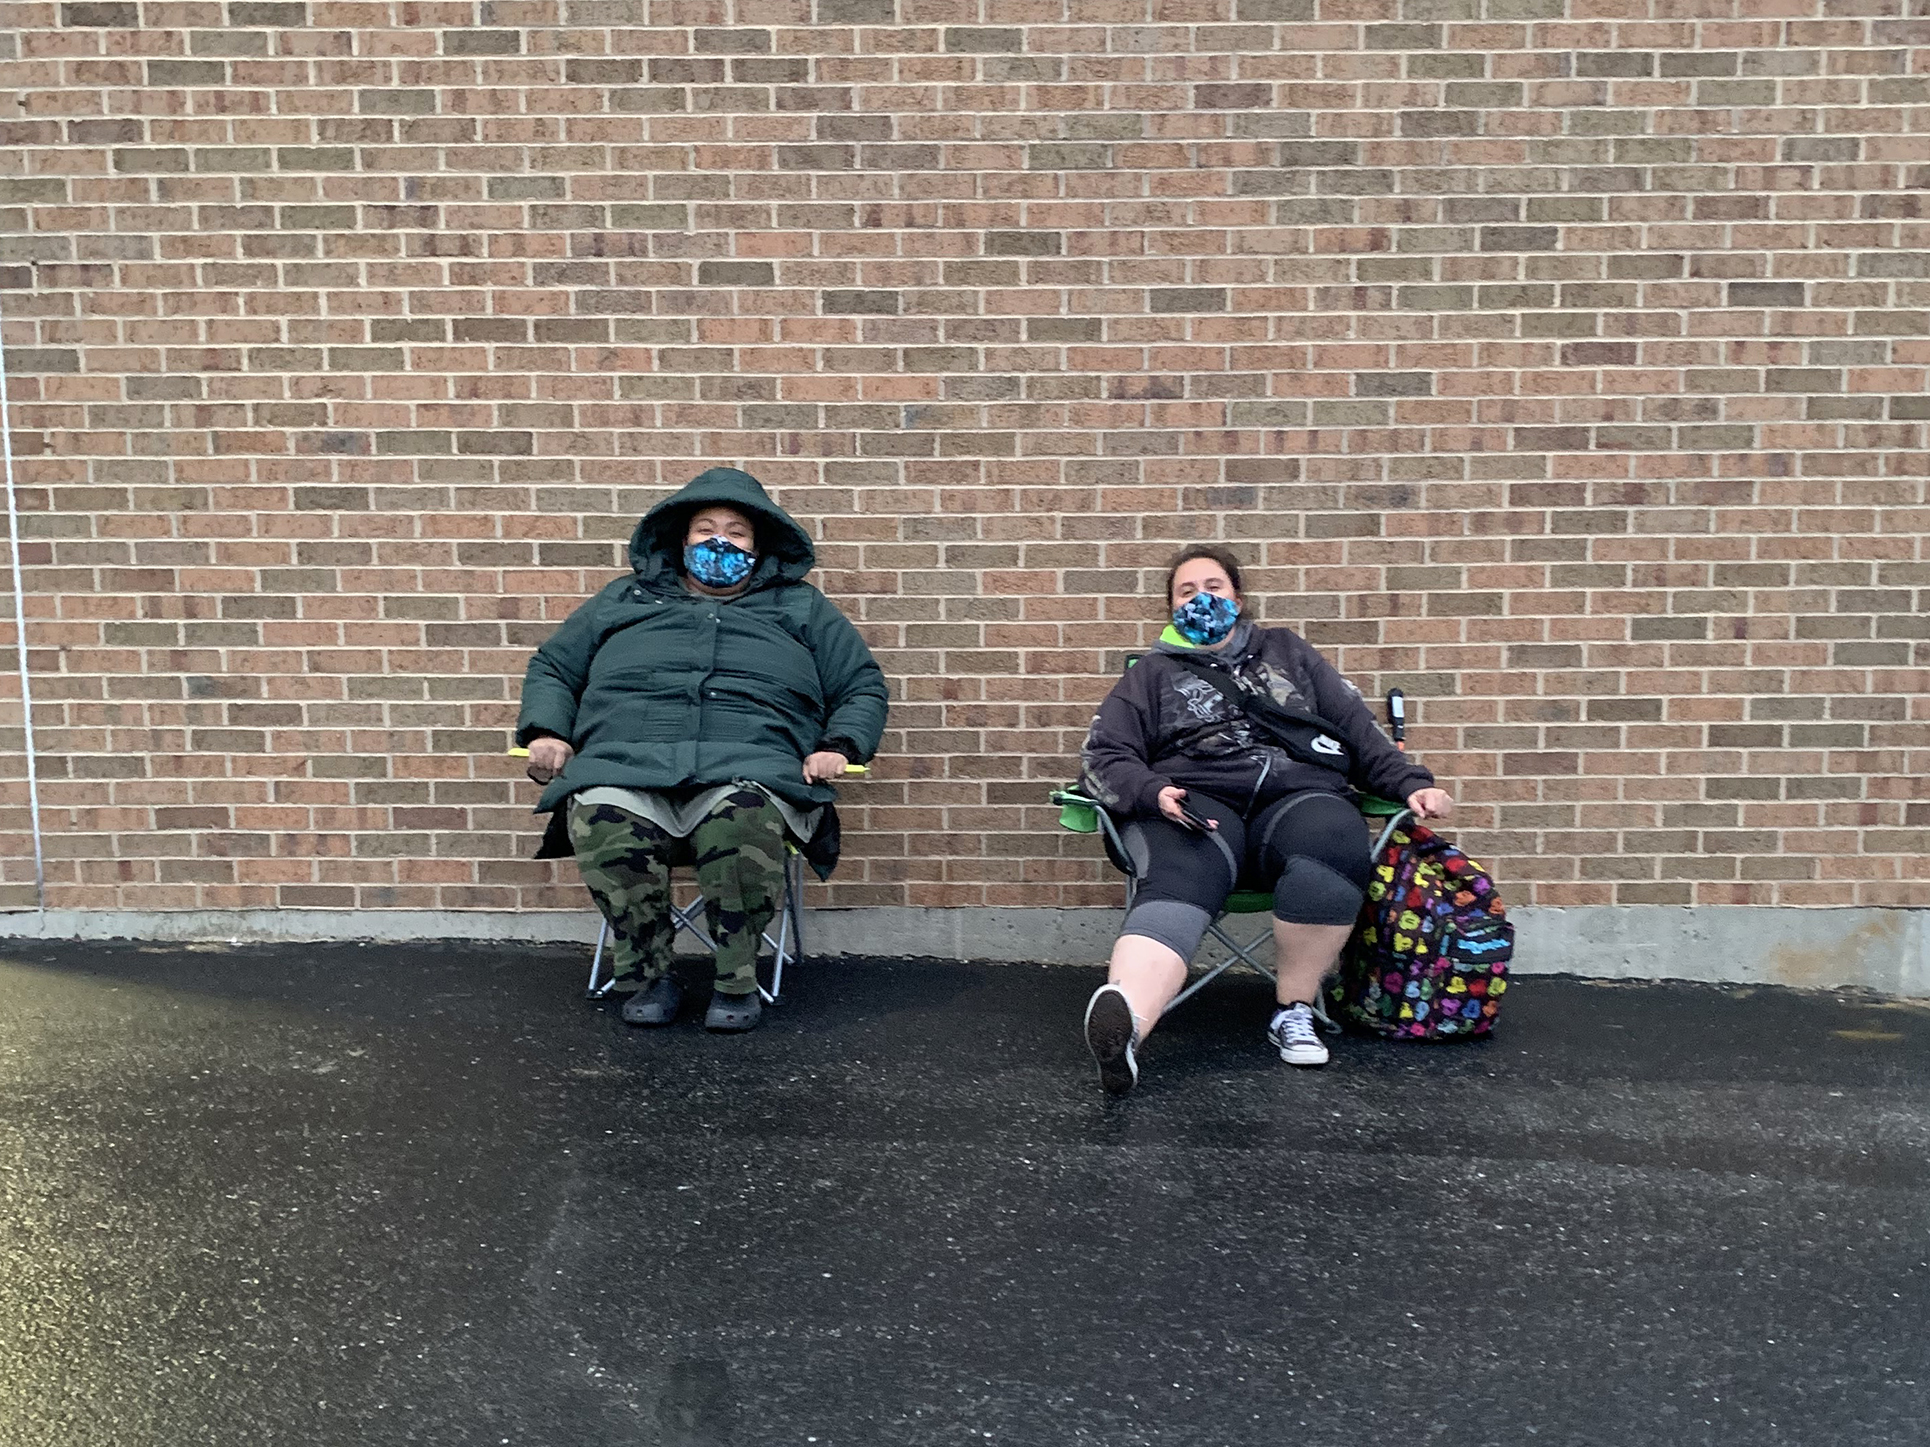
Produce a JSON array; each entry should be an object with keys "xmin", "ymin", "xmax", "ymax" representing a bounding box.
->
[{"xmin": 1165, "ymin": 654, "xmax": 1355, "ymax": 777}]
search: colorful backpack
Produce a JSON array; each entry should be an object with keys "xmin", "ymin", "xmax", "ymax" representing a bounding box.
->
[{"xmin": 1329, "ymin": 821, "xmax": 1513, "ymax": 1040}]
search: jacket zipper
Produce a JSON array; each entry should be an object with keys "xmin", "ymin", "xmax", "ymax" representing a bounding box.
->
[
  {"xmin": 1246, "ymin": 752, "xmax": 1271, "ymax": 816},
  {"xmin": 1227, "ymin": 651, "xmax": 1276, "ymax": 815}
]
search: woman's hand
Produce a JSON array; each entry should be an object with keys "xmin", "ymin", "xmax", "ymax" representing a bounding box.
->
[
  {"xmin": 525, "ymin": 737, "xmax": 574, "ymax": 784},
  {"xmin": 1407, "ymin": 787, "xmax": 1453, "ymax": 821},
  {"xmin": 802, "ymin": 751, "xmax": 850, "ymax": 784},
  {"xmin": 1156, "ymin": 785, "xmax": 1213, "ymax": 827}
]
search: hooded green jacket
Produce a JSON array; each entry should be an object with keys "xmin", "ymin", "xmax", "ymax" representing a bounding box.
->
[{"xmin": 516, "ymin": 468, "xmax": 889, "ymax": 816}]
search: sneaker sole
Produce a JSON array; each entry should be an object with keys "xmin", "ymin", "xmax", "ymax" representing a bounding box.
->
[
  {"xmin": 1271, "ymin": 1035, "xmax": 1330, "ymax": 1068},
  {"xmin": 1084, "ymin": 986, "xmax": 1139, "ymax": 1095}
]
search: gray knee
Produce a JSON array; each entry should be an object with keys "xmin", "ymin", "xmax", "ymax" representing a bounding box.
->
[
  {"xmin": 1119, "ymin": 899, "xmax": 1212, "ymax": 960},
  {"xmin": 1271, "ymin": 857, "xmax": 1365, "ymax": 927}
]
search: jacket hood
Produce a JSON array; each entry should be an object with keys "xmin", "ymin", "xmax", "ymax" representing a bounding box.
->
[
  {"xmin": 1153, "ymin": 618, "xmax": 1258, "ymax": 660},
  {"xmin": 631, "ymin": 468, "xmax": 815, "ymax": 588}
]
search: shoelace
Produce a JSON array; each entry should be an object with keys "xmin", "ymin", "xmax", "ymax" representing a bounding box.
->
[{"xmin": 1273, "ymin": 1005, "xmax": 1319, "ymax": 1045}]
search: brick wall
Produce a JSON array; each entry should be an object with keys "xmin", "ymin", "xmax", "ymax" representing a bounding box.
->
[{"xmin": 1, "ymin": 0, "xmax": 1926, "ymax": 922}]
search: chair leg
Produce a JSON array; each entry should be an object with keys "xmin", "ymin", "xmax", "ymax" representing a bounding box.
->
[
  {"xmin": 671, "ymin": 868, "xmax": 799, "ymax": 1003},
  {"xmin": 1214, "ymin": 919, "xmax": 1344, "ymax": 1033},
  {"xmin": 761, "ymin": 912, "xmax": 786, "ymax": 1005},
  {"xmin": 1163, "ymin": 918, "xmax": 1265, "ymax": 1016},
  {"xmin": 1164, "ymin": 956, "xmax": 1237, "ymax": 1016},
  {"xmin": 1165, "ymin": 920, "xmax": 1341, "ymax": 1033},
  {"xmin": 760, "ymin": 861, "xmax": 789, "ymax": 1006},
  {"xmin": 1206, "ymin": 920, "xmax": 1274, "ymax": 980},
  {"xmin": 586, "ymin": 919, "xmax": 614, "ymax": 998},
  {"xmin": 762, "ymin": 851, "xmax": 805, "ymax": 1005},
  {"xmin": 593, "ymin": 869, "xmax": 806, "ymax": 1002},
  {"xmin": 789, "ymin": 853, "xmax": 806, "ymax": 959},
  {"xmin": 672, "ymin": 896, "xmax": 715, "ymax": 953}
]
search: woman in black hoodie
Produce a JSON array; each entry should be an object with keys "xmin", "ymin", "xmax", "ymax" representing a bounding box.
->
[{"xmin": 1077, "ymin": 545, "xmax": 1453, "ymax": 1093}]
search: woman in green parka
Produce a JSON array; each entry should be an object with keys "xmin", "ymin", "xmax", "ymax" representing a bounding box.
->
[{"xmin": 518, "ymin": 468, "xmax": 888, "ymax": 1033}]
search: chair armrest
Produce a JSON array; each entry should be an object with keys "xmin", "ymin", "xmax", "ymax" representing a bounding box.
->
[
  {"xmin": 1368, "ymin": 807, "xmax": 1416, "ymax": 862},
  {"xmin": 1050, "ymin": 789, "xmax": 1101, "ymax": 834},
  {"xmin": 1049, "ymin": 788, "xmax": 1136, "ymax": 878}
]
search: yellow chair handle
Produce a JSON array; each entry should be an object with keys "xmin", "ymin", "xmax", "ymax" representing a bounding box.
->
[{"xmin": 509, "ymin": 745, "xmax": 867, "ymax": 777}]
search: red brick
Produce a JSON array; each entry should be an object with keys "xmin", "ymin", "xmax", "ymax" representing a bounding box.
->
[{"xmin": 0, "ymin": 8, "xmax": 1918, "ymax": 916}]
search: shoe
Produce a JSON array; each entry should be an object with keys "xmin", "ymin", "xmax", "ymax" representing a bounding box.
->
[
  {"xmin": 621, "ymin": 977, "xmax": 683, "ymax": 1027},
  {"xmin": 1268, "ymin": 1002, "xmax": 1330, "ymax": 1067},
  {"xmin": 704, "ymin": 989, "xmax": 762, "ymax": 1033},
  {"xmin": 1084, "ymin": 984, "xmax": 1139, "ymax": 1095}
]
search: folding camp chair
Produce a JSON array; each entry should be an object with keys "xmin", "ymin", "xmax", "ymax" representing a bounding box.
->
[
  {"xmin": 1053, "ymin": 663, "xmax": 1417, "ymax": 1024},
  {"xmin": 582, "ymin": 846, "xmax": 808, "ymax": 1005},
  {"xmin": 507, "ymin": 747, "xmax": 866, "ymax": 1007},
  {"xmin": 1049, "ymin": 788, "xmax": 1412, "ymax": 1024}
]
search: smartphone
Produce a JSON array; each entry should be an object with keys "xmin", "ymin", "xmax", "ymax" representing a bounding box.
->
[{"xmin": 1175, "ymin": 801, "xmax": 1216, "ymax": 833}]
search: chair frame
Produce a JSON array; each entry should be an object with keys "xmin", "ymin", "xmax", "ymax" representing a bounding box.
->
[
  {"xmin": 1052, "ymin": 788, "xmax": 1413, "ymax": 1024},
  {"xmin": 584, "ymin": 847, "xmax": 810, "ymax": 1006},
  {"xmin": 514, "ymin": 755, "xmax": 868, "ymax": 1007}
]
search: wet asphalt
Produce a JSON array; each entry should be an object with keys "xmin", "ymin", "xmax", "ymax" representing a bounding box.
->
[{"xmin": 0, "ymin": 940, "xmax": 1925, "ymax": 1447}]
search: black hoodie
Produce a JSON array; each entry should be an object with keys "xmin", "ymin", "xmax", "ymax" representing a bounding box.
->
[{"xmin": 1079, "ymin": 620, "xmax": 1433, "ymax": 819}]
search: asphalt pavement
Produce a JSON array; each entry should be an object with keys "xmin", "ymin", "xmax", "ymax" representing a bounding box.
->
[{"xmin": 0, "ymin": 940, "xmax": 1925, "ymax": 1447}]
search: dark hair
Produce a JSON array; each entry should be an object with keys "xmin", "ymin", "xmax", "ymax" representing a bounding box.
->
[{"xmin": 1164, "ymin": 544, "xmax": 1246, "ymax": 608}]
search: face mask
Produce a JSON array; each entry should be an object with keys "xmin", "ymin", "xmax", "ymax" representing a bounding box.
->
[
  {"xmin": 685, "ymin": 535, "xmax": 756, "ymax": 588},
  {"xmin": 1172, "ymin": 590, "xmax": 1241, "ymax": 646}
]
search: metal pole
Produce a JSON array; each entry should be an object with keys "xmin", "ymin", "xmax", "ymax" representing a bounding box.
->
[{"xmin": 0, "ymin": 316, "xmax": 46, "ymax": 910}]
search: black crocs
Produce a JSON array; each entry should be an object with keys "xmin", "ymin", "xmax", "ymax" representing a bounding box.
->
[
  {"xmin": 621, "ymin": 977, "xmax": 683, "ymax": 1027},
  {"xmin": 703, "ymin": 990, "xmax": 762, "ymax": 1033}
]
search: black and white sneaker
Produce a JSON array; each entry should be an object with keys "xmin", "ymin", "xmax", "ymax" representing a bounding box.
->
[
  {"xmin": 1084, "ymin": 984, "xmax": 1140, "ymax": 1095},
  {"xmin": 1267, "ymin": 1002, "xmax": 1330, "ymax": 1068}
]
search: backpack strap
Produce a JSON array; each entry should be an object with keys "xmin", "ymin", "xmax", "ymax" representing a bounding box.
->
[{"xmin": 1165, "ymin": 653, "xmax": 1355, "ymax": 777}]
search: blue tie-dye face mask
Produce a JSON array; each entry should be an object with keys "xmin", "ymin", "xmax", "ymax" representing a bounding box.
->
[
  {"xmin": 684, "ymin": 535, "xmax": 756, "ymax": 588},
  {"xmin": 1172, "ymin": 590, "xmax": 1241, "ymax": 646}
]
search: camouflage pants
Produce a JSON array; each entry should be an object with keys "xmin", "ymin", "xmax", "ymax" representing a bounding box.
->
[{"xmin": 568, "ymin": 791, "xmax": 786, "ymax": 998}]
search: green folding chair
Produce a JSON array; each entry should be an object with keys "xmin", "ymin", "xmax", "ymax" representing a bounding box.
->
[
  {"xmin": 1053, "ymin": 654, "xmax": 1416, "ymax": 1023},
  {"xmin": 1050, "ymin": 788, "xmax": 1412, "ymax": 1023}
]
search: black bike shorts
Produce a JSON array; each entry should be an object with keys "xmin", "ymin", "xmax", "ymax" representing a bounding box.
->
[{"xmin": 1116, "ymin": 789, "xmax": 1371, "ymax": 958}]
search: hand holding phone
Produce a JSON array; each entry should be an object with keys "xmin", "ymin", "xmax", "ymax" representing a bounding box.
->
[
  {"xmin": 1159, "ymin": 786, "xmax": 1216, "ymax": 833},
  {"xmin": 1176, "ymin": 801, "xmax": 1217, "ymax": 833}
]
